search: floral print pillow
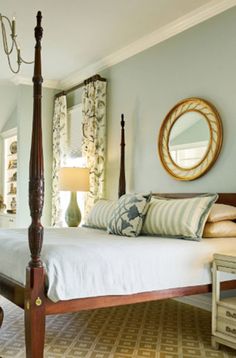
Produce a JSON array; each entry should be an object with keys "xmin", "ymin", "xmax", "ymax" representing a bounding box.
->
[{"xmin": 107, "ymin": 193, "xmax": 151, "ymax": 237}]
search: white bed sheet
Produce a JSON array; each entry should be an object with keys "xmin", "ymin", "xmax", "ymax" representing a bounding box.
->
[{"xmin": 0, "ymin": 227, "xmax": 235, "ymax": 302}]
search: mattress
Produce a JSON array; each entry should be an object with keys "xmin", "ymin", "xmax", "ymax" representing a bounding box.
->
[{"xmin": 0, "ymin": 227, "xmax": 235, "ymax": 302}]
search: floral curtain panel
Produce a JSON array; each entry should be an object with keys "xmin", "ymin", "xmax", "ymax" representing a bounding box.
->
[
  {"xmin": 51, "ymin": 95, "xmax": 68, "ymax": 226},
  {"xmin": 82, "ymin": 79, "xmax": 107, "ymax": 215}
]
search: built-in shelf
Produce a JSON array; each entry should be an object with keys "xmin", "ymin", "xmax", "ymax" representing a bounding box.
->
[{"xmin": 2, "ymin": 129, "xmax": 17, "ymax": 216}]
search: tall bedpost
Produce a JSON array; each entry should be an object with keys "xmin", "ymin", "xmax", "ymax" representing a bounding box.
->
[
  {"xmin": 25, "ymin": 11, "xmax": 46, "ymax": 358},
  {"xmin": 118, "ymin": 114, "xmax": 126, "ymax": 198},
  {"xmin": 28, "ymin": 11, "xmax": 44, "ymax": 269}
]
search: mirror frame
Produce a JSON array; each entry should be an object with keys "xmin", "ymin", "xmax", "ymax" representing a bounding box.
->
[{"xmin": 158, "ymin": 97, "xmax": 223, "ymax": 181}]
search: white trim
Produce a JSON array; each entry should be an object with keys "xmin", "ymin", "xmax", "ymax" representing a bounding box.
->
[
  {"xmin": 10, "ymin": 76, "xmax": 61, "ymax": 89},
  {"xmin": 67, "ymin": 103, "xmax": 82, "ymax": 113},
  {"xmin": 6, "ymin": 0, "xmax": 236, "ymax": 89},
  {"xmin": 0, "ymin": 128, "xmax": 17, "ymax": 139},
  {"xmin": 170, "ymin": 140, "xmax": 209, "ymax": 151},
  {"xmin": 175, "ymin": 294, "xmax": 212, "ymax": 311},
  {"xmin": 0, "ymin": 213, "xmax": 16, "ymax": 218},
  {"xmin": 60, "ymin": 0, "xmax": 236, "ymax": 89}
]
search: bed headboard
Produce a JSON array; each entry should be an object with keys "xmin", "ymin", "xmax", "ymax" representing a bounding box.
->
[{"xmin": 153, "ymin": 193, "xmax": 236, "ymax": 207}]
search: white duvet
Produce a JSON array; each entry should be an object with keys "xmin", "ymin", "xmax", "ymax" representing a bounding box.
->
[{"xmin": 0, "ymin": 227, "xmax": 235, "ymax": 302}]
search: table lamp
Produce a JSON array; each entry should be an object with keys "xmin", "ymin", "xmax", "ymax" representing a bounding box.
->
[{"xmin": 59, "ymin": 167, "xmax": 89, "ymax": 227}]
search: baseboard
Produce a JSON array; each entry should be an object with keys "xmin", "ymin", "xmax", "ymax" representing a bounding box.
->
[
  {"xmin": 175, "ymin": 294, "xmax": 212, "ymax": 311},
  {"xmin": 175, "ymin": 289, "xmax": 236, "ymax": 311}
]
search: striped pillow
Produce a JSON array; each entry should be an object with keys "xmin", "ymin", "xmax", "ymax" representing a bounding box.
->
[
  {"xmin": 142, "ymin": 194, "xmax": 218, "ymax": 240},
  {"xmin": 84, "ymin": 200, "xmax": 116, "ymax": 230}
]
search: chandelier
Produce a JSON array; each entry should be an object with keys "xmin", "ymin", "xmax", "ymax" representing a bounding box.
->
[{"xmin": 0, "ymin": 13, "xmax": 34, "ymax": 74}]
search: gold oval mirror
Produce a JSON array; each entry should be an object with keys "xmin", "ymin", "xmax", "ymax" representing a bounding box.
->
[{"xmin": 158, "ymin": 98, "xmax": 223, "ymax": 181}]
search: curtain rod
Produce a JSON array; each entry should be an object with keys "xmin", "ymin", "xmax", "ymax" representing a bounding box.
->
[{"xmin": 55, "ymin": 74, "xmax": 107, "ymax": 99}]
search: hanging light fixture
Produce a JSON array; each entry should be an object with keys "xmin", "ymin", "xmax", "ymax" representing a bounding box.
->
[{"xmin": 0, "ymin": 13, "xmax": 34, "ymax": 74}]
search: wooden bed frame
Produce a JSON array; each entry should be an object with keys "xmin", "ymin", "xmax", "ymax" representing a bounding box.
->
[{"xmin": 0, "ymin": 12, "xmax": 236, "ymax": 357}]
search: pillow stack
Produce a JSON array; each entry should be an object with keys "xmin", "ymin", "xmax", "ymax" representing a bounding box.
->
[
  {"xmin": 203, "ymin": 204, "xmax": 236, "ymax": 238},
  {"xmin": 85, "ymin": 194, "xmax": 236, "ymax": 240}
]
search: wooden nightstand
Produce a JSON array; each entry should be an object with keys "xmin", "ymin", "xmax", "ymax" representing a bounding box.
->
[{"xmin": 212, "ymin": 253, "xmax": 236, "ymax": 350}]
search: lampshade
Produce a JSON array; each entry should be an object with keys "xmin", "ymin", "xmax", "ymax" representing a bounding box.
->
[{"xmin": 59, "ymin": 167, "xmax": 90, "ymax": 192}]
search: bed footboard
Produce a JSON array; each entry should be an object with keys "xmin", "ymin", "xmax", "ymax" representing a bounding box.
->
[{"xmin": 0, "ymin": 274, "xmax": 25, "ymax": 308}]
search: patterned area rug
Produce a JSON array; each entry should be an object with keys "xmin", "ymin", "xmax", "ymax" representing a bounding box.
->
[{"xmin": 0, "ymin": 296, "xmax": 235, "ymax": 358}]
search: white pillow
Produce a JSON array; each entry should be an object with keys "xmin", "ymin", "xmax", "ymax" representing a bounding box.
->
[
  {"xmin": 84, "ymin": 200, "xmax": 116, "ymax": 230},
  {"xmin": 207, "ymin": 203, "xmax": 236, "ymax": 223},
  {"xmin": 142, "ymin": 194, "xmax": 218, "ymax": 240},
  {"xmin": 203, "ymin": 220, "xmax": 236, "ymax": 238}
]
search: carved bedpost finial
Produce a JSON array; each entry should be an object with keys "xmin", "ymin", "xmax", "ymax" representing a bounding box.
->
[
  {"xmin": 35, "ymin": 11, "xmax": 43, "ymax": 40},
  {"xmin": 28, "ymin": 11, "xmax": 44, "ymax": 268},
  {"xmin": 118, "ymin": 113, "xmax": 126, "ymax": 198},
  {"xmin": 37, "ymin": 11, "xmax": 42, "ymax": 24},
  {"xmin": 121, "ymin": 113, "xmax": 125, "ymax": 128},
  {"xmin": 33, "ymin": 11, "xmax": 43, "ymax": 88}
]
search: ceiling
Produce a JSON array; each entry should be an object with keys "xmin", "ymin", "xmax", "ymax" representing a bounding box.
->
[{"xmin": 0, "ymin": 0, "xmax": 235, "ymax": 87}]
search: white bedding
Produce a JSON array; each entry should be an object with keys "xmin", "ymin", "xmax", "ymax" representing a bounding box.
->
[{"xmin": 0, "ymin": 227, "xmax": 235, "ymax": 302}]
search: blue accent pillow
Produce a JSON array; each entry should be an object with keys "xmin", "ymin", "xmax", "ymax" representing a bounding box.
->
[{"xmin": 107, "ymin": 193, "xmax": 152, "ymax": 237}]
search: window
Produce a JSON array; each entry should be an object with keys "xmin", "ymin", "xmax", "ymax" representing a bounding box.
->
[
  {"xmin": 170, "ymin": 141, "xmax": 208, "ymax": 168},
  {"xmin": 67, "ymin": 104, "xmax": 83, "ymax": 159},
  {"xmin": 60, "ymin": 104, "xmax": 87, "ymax": 226}
]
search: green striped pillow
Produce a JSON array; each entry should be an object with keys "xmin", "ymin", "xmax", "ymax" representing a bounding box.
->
[
  {"xmin": 84, "ymin": 200, "xmax": 116, "ymax": 230},
  {"xmin": 142, "ymin": 194, "xmax": 218, "ymax": 240}
]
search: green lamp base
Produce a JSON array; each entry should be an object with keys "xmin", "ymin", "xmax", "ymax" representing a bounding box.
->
[{"xmin": 65, "ymin": 191, "xmax": 81, "ymax": 227}]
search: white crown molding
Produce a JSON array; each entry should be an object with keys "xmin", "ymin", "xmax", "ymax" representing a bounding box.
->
[
  {"xmin": 11, "ymin": 75, "xmax": 61, "ymax": 89},
  {"xmin": 0, "ymin": 127, "xmax": 17, "ymax": 139},
  {"xmin": 60, "ymin": 0, "xmax": 236, "ymax": 89}
]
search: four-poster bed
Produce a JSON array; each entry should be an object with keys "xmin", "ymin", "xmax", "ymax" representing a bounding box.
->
[{"xmin": 0, "ymin": 12, "xmax": 236, "ymax": 357}]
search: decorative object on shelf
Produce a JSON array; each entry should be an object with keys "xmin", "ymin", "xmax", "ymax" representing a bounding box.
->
[
  {"xmin": 9, "ymin": 172, "xmax": 17, "ymax": 182},
  {"xmin": 2, "ymin": 131, "xmax": 18, "ymax": 214},
  {"xmin": 8, "ymin": 159, "xmax": 17, "ymax": 169},
  {"xmin": 0, "ymin": 13, "xmax": 33, "ymax": 73},
  {"xmin": 10, "ymin": 197, "xmax": 16, "ymax": 213},
  {"xmin": 9, "ymin": 141, "xmax": 17, "ymax": 154},
  {"xmin": 0, "ymin": 195, "xmax": 6, "ymax": 213},
  {"xmin": 8, "ymin": 183, "xmax": 16, "ymax": 195},
  {"xmin": 59, "ymin": 167, "xmax": 90, "ymax": 227},
  {"xmin": 158, "ymin": 98, "xmax": 222, "ymax": 181}
]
